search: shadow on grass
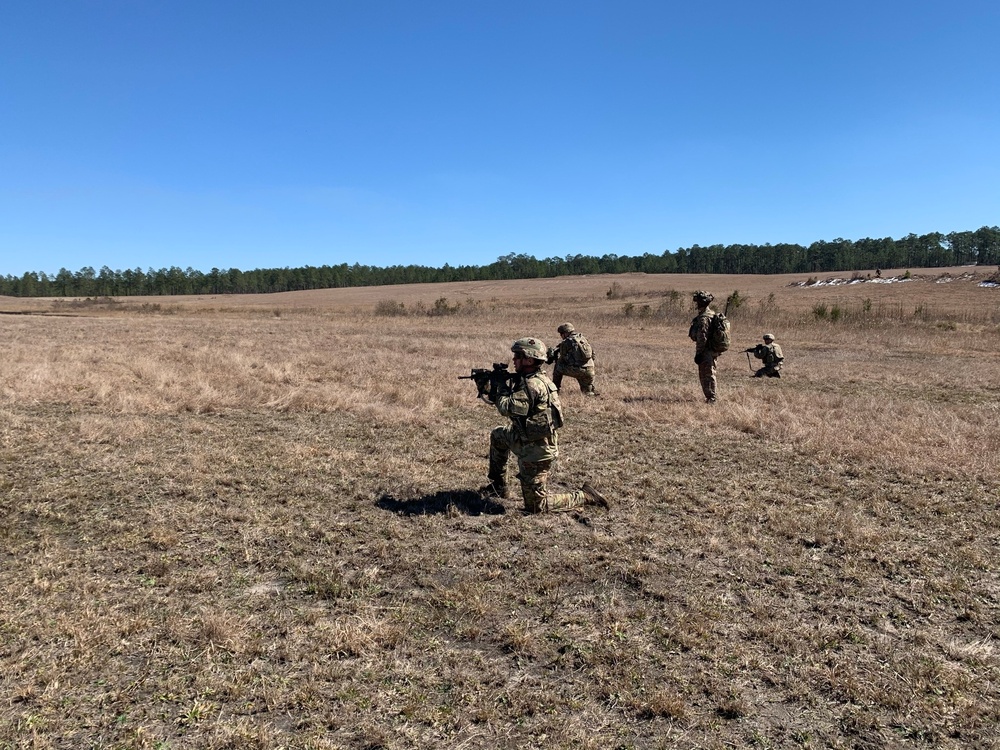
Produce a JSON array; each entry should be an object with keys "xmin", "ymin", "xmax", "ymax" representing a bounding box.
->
[{"xmin": 376, "ymin": 489, "xmax": 507, "ymax": 517}]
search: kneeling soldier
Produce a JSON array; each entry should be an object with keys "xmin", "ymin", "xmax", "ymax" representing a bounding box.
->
[
  {"xmin": 482, "ymin": 337, "xmax": 610, "ymax": 513},
  {"xmin": 547, "ymin": 323, "xmax": 598, "ymax": 396},
  {"xmin": 746, "ymin": 333, "xmax": 783, "ymax": 378}
]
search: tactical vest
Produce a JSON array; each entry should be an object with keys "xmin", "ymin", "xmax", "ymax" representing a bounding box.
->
[{"xmin": 517, "ymin": 374, "xmax": 564, "ymax": 441}]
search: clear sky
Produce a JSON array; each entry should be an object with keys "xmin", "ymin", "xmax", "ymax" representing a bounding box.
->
[{"xmin": 2, "ymin": 1, "xmax": 998, "ymax": 277}]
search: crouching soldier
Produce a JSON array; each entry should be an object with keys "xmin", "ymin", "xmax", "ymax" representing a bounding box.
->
[
  {"xmin": 547, "ymin": 323, "xmax": 598, "ymax": 396},
  {"xmin": 481, "ymin": 337, "xmax": 610, "ymax": 513},
  {"xmin": 746, "ymin": 333, "xmax": 784, "ymax": 378}
]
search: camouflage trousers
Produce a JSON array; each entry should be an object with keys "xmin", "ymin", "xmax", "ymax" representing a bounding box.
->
[
  {"xmin": 697, "ymin": 353, "xmax": 718, "ymax": 401},
  {"xmin": 753, "ymin": 364, "xmax": 781, "ymax": 378},
  {"xmin": 489, "ymin": 426, "xmax": 585, "ymax": 513},
  {"xmin": 552, "ymin": 364, "xmax": 598, "ymax": 395}
]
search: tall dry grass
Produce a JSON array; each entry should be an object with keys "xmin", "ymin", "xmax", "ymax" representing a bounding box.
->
[
  {"xmin": 3, "ymin": 269, "xmax": 998, "ymax": 476},
  {"xmin": 1, "ymin": 268, "xmax": 999, "ymax": 748}
]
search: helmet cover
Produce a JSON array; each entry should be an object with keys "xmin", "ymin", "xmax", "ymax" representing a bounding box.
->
[{"xmin": 511, "ymin": 337, "xmax": 547, "ymax": 361}]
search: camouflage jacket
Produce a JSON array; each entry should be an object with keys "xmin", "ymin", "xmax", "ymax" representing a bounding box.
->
[
  {"xmin": 495, "ymin": 370, "xmax": 564, "ymax": 446},
  {"xmin": 550, "ymin": 332, "xmax": 594, "ymax": 369},
  {"xmin": 753, "ymin": 343, "xmax": 784, "ymax": 368},
  {"xmin": 688, "ymin": 308, "xmax": 716, "ymax": 354}
]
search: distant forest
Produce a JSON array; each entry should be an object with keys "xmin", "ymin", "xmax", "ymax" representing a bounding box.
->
[{"xmin": 2, "ymin": 226, "xmax": 999, "ymax": 298}]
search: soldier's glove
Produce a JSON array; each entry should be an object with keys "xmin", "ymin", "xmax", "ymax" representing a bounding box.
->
[
  {"xmin": 488, "ymin": 371, "xmax": 512, "ymax": 402},
  {"xmin": 694, "ymin": 352, "xmax": 706, "ymax": 365},
  {"xmin": 546, "ymin": 346, "xmax": 557, "ymax": 365}
]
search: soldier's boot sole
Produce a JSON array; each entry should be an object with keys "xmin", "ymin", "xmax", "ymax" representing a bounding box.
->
[{"xmin": 581, "ymin": 482, "xmax": 611, "ymax": 509}]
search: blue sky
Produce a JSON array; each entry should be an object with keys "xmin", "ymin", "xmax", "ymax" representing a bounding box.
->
[{"xmin": 2, "ymin": 1, "xmax": 998, "ymax": 277}]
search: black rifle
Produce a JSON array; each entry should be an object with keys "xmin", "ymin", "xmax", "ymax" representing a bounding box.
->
[
  {"xmin": 743, "ymin": 344, "xmax": 763, "ymax": 371},
  {"xmin": 458, "ymin": 362, "xmax": 516, "ymax": 402}
]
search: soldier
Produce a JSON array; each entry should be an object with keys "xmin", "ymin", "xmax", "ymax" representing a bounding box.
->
[
  {"xmin": 688, "ymin": 290, "xmax": 721, "ymax": 403},
  {"xmin": 746, "ymin": 333, "xmax": 784, "ymax": 378},
  {"xmin": 481, "ymin": 337, "xmax": 610, "ymax": 513},
  {"xmin": 547, "ymin": 323, "xmax": 598, "ymax": 396}
]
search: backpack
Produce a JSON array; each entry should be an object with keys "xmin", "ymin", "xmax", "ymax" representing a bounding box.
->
[
  {"xmin": 564, "ymin": 334, "xmax": 594, "ymax": 367},
  {"xmin": 707, "ymin": 312, "xmax": 731, "ymax": 353}
]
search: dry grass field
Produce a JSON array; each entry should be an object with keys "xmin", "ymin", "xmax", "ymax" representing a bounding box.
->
[{"xmin": 2, "ymin": 267, "xmax": 999, "ymax": 749}]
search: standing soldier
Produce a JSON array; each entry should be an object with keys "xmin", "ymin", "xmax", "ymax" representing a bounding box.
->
[
  {"xmin": 547, "ymin": 323, "xmax": 598, "ymax": 396},
  {"xmin": 746, "ymin": 333, "xmax": 784, "ymax": 378},
  {"xmin": 688, "ymin": 290, "xmax": 723, "ymax": 403},
  {"xmin": 481, "ymin": 337, "xmax": 610, "ymax": 513}
]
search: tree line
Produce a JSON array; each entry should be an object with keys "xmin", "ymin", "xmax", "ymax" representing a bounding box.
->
[{"xmin": 2, "ymin": 226, "xmax": 998, "ymax": 298}]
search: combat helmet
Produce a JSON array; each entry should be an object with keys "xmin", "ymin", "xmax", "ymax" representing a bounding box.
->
[
  {"xmin": 511, "ymin": 337, "xmax": 547, "ymax": 361},
  {"xmin": 557, "ymin": 322, "xmax": 575, "ymax": 335},
  {"xmin": 762, "ymin": 333, "xmax": 775, "ymax": 341},
  {"xmin": 692, "ymin": 290, "xmax": 714, "ymax": 305}
]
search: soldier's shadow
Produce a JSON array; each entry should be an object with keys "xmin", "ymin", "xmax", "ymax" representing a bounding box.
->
[{"xmin": 376, "ymin": 489, "xmax": 506, "ymax": 517}]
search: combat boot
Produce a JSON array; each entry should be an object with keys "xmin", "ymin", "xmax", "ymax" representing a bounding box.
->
[
  {"xmin": 581, "ymin": 482, "xmax": 610, "ymax": 509},
  {"xmin": 479, "ymin": 478, "xmax": 508, "ymax": 499}
]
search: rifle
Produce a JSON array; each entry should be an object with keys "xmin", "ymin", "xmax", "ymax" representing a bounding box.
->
[
  {"xmin": 458, "ymin": 362, "xmax": 516, "ymax": 402},
  {"xmin": 743, "ymin": 343, "xmax": 764, "ymax": 372}
]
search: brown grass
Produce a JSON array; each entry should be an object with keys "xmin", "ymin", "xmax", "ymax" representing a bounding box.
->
[{"xmin": 2, "ymin": 267, "xmax": 999, "ymax": 749}]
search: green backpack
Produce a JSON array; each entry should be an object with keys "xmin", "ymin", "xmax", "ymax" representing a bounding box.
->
[
  {"xmin": 707, "ymin": 312, "xmax": 731, "ymax": 353},
  {"xmin": 565, "ymin": 334, "xmax": 593, "ymax": 367}
]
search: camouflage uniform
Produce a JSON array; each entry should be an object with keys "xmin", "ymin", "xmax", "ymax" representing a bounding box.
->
[
  {"xmin": 751, "ymin": 334, "xmax": 783, "ymax": 378},
  {"xmin": 487, "ymin": 338, "xmax": 591, "ymax": 513},
  {"xmin": 688, "ymin": 292, "xmax": 720, "ymax": 403},
  {"xmin": 548, "ymin": 323, "xmax": 598, "ymax": 396}
]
